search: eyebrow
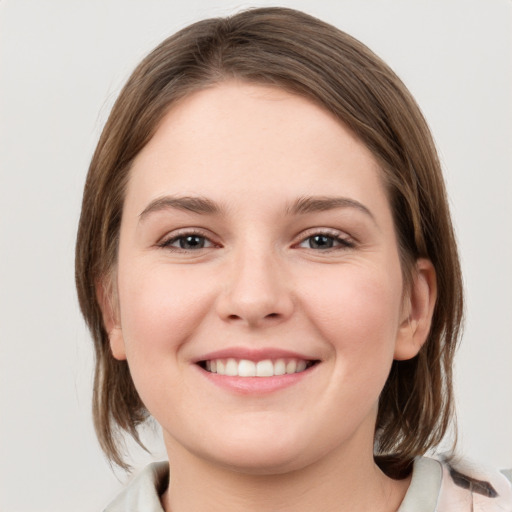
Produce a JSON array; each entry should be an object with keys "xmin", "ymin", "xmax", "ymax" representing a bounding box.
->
[
  {"xmin": 138, "ymin": 194, "xmax": 375, "ymax": 223},
  {"xmin": 139, "ymin": 196, "xmax": 221, "ymax": 221},
  {"xmin": 287, "ymin": 195, "xmax": 376, "ymax": 221}
]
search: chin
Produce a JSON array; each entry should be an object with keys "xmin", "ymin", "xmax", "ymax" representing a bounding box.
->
[
  {"xmin": 194, "ymin": 429, "xmax": 321, "ymax": 475},
  {"xmin": 211, "ymin": 449, "xmax": 308, "ymax": 476}
]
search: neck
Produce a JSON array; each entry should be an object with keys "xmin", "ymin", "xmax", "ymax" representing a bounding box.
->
[{"xmin": 161, "ymin": 438, "xmax": 410, "ymax": 512}]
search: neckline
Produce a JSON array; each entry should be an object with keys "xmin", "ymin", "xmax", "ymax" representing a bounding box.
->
[
  {"xmin": 105, "ymin": 457, "xmax": 443, "ymax": 512},
  {"xmin": 397, "ymin": 457, "xmax": 442, "ymax": 512}
]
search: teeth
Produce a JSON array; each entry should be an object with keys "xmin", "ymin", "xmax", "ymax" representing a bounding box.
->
[
  {"xmin": 256, "ymin": 360, "xmax": 274, "ymax": 377},
  {"xmin": 204, "ymin": 358, "xmax": 313, "ymax": 377},
  {"xmin": 238, "ymin": 359, "xmax": 256, "ymax": 377},
  {"xmin": 286, "ymin": 359, "xmax": 297, "ymax": 374},
  {"xmin": 225, "ymin": 358, "xmax": 238, "ymax": 376},
  {"xmin": 274, "ymin": 359, "xmax": 286, "ymax": 376},
  {"xmin": 296, "ymin": 360, "xmax": 307, "ymax": 372}
]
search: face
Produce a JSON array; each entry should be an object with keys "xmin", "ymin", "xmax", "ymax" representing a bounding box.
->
[{"xmin": 107, "ymin": 82, "xmax": 428, "ymax": 474}]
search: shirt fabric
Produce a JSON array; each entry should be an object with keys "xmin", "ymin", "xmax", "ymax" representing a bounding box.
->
[{"xmin": 104, "ymin": 457, "xmax": 512, "ymax": 511}]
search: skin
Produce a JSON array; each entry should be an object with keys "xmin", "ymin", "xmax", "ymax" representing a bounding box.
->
[{"xmin": 100, "ymin": 82, "xmax": 436, "ymax": 511}]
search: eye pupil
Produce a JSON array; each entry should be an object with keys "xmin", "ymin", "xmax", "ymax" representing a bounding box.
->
[
  {"xmin": 309, "ymin": 235, "xmax": 334, "ymax": 249},
  {"xmin": 179, "ymin": 235, "xmax": 205, "ymax": 249}
]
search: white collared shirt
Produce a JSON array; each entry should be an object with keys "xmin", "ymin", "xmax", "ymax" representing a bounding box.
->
[{"xmin": 104, "ymin": 457, "xmax": 512, "ymax": 512}]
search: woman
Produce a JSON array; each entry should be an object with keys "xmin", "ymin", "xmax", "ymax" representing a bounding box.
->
[{"xmin": 75, "ymin": 7, "xmax": 511, "ymax": 511}]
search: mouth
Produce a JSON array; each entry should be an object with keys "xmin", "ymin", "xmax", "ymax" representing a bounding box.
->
[{"xmin": 197, "ymin": 358, "xmax": 319, "ymax": 377}]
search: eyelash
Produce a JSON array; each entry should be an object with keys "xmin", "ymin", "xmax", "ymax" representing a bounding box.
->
[
  {"xmin": 296, "ymin": 230, "xmax": 355, "ymax": 251},
  {"xmin": 157, "ymin": 230, "xmax": 217, "ymax": 252},
  {"xmin": 157, "ymin": 229, "xmax": 355, "ymax": 252}
]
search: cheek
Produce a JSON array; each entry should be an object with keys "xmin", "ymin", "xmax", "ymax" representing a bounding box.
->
[
  {"xmin": 300, "ymin": 263, "xmax": 403, "ymax": 369},
  {"xmin": 117, "ymin": 263, "xmax": 214, "ymax": 359},
  {"xmin": 115, "ymin": 264, "xmax": 218, "ymax": 415}
]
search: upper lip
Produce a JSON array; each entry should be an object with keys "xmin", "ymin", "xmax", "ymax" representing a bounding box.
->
[{"xmin": 193, "ymin": 347, "xmax": 318, "ymax": 363}]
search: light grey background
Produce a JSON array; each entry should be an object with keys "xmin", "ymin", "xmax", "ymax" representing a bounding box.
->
[{"xmin": 1, "ymin": 1, "xmax": 511, "ymax": 510}]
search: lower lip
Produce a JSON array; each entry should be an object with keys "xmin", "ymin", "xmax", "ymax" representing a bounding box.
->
[{"xmin": 196, "ymin": 365, "xmax": 317, "ymax": 395}]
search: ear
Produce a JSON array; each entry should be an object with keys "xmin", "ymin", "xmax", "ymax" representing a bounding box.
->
[
  {"xmin": 96, "ymin": 276, "xmax": 127, "ymax": 361},
  {"xmin": 394, "ymin": 258, "xmax": 437, "ymax": 361}
]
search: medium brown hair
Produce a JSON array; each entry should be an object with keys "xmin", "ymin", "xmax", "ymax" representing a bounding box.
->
[{"xmin": 75, "ymin": 7, "xmax": 463, "ymax": 476}]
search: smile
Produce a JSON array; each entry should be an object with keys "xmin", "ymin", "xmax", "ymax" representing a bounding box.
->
[{"xmin": 200, "ymin": 358, "xmax": 317, "ymax": 377}]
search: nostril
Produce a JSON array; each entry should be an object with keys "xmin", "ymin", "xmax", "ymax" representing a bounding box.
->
[{"xmin": 225, "ymin": 312, "xmax": 281, "ymax": 323}]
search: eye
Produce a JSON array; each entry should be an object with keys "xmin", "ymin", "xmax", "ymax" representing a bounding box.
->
[
  {"xmin": 298, "ymin": 232, "xmax": 354, "ymax": 250},
  {"xmin": 158, "ymin": 232, "xmax": 216, "ymax": 251}
]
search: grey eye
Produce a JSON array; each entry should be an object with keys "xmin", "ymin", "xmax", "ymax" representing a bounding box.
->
[
  {"xmin": 308, "ymin": 235, "xmax": 335, "ymax": 249},
  {"xmin": 298, "ymin": 233, "xmax": 354, "ymax": 250},
  {"xmin": 161, "ymin": 234, "xmax": 214, "ymax": 250},
  {"xmin": 176, "ymin": 235, "xmax": 207, "ymax": 249}
]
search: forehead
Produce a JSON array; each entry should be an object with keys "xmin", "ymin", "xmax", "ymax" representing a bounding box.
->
[{"xmin": 126, "ymin": 82, "xmax": 389, "ymax": 217}]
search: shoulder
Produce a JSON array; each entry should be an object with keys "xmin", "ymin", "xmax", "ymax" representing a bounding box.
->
[
  {"xmin": 103, "ymin": 461, "xmax": 169, "ymax": 512},
  {"xmin": 399, "ymin": 456, "xmax": 512, "ymax": 512}
]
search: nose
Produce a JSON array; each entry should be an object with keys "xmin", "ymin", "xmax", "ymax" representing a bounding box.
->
[{"xmin": 215, "ymin": 245, "xmax": 295, "ymax": 328}]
